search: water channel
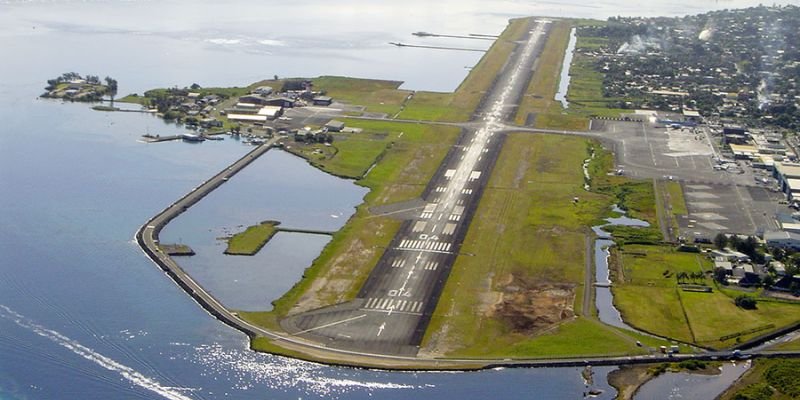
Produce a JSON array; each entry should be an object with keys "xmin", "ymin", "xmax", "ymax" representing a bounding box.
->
[
  {"xmin": 593, "ymin": 206, "xmax": 650, "ymax": 330},
  {"xmin": 635, "ymin": 361, "xmax": 751, "ymax": 399},
  {"xmin": 554, "ymin": 27, "xmax": 577, "ymax": 108}
]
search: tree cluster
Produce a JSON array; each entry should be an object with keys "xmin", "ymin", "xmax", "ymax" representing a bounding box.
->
[
  {"xmin": 713, "ymin": 234, "xmax": 763, "ymax": 263},
  {"xmin": 734, "ymin": 295, "xmax": 757, "ymax": 309}
]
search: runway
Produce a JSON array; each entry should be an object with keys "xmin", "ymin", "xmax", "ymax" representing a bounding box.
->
[{"xmin": 281, "ymin": 19, "xmax": 553, "ymax": 355}]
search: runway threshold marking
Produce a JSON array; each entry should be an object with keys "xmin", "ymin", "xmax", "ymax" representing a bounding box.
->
[
  {"xmin": 363, "ymin": 298, "xmax": 424, "ymax": 313},
  {"xmin": 293, "ymin": 314, "xmax": 367, "ymax": 335}
]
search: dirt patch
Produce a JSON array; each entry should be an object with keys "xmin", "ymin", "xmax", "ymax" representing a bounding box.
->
[
  {"xmin": 511, "ymin": 148, "xmax": 531, "ymax": 188},
  {"xmin": 608, "ymin": 365, "xmax": 653, "ymax": 400},
  {"xmin": 535, "ymin": 153, "xmax": 559, "ymax": 174},
  {"xmin": 418, "ymin": 298, "xmax": 459, "ymax": 358},
  {"xmin": 478, "ymin": 272, "xmax": 502, "ymax": 317},
  {"xmin": 494, "ymin": 273, "xmax": 576, "ymax": 333},
  {"xmin": 290, "ymin": 223, "xmax": 380, "ymax": 314}
]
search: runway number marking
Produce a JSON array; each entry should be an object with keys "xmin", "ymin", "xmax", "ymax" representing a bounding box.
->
[{"xmin": 388, "ymin": 289, "xmax": 412, "ymax": 297}]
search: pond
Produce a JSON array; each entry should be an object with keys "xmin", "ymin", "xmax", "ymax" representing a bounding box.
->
[{"xmin": 160, "ymin": 150, "xmax": 368, "ymax": 311}]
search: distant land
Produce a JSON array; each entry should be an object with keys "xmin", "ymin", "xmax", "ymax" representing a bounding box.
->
[{"xmin": 41, "ymin": 72, "xmax": 118, "ymax": 103}]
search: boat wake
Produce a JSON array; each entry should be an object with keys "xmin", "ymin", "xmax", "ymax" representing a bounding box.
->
[{"xmin": 0, "ymin": 305, "xmax": 196, "ymax": 400}]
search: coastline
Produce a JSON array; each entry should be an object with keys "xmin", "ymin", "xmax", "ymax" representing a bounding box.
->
[
  {"xmin": 129, "ymin": 14, "xmax": 800, "ymax": 370},
  {"xmin": 133, "ymin": 132, "xmax": 800, "ymax": 370}
]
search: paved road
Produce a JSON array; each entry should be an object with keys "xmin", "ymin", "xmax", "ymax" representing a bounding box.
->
[{"xmin": 281, "ymin": 19, "xmax": 555, "ymax": 355}]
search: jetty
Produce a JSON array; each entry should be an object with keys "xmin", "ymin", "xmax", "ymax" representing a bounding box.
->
[
  {"xmin": 412, "ymin": 31, "xmax": 495, "ymax": 40},
  {"xmin": 276, "ymin": 227, "xmax": 334, "ymax": 236},
  {"xmin": 388, "ymin": 42, "xmax": 486, "ymax": 52},
  {"xmin": 141, "ymin": 134, "xmax": 181, "ymax": 143}
]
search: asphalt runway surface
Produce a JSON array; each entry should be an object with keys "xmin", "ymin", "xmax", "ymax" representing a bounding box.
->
[{"xmin": 281, "ymin": 19, "xmax": 553, "ymax": 356}]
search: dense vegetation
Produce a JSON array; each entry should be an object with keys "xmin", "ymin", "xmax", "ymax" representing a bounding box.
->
[
  {"xmin": 42, "ymin": 72, "xmax": 117, "ymax": 102},
  {"xmin": 724, "ymin": 359, "xmax": 800, "ymax": 400}
]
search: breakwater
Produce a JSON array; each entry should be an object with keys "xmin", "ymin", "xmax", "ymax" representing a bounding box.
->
[{"xmin": 135, "ymin": 140, "xmax": 278, "ymax": 338}]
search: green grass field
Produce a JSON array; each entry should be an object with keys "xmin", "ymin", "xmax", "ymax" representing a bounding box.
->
[
  {"xmin": 421, "ymin": 133, "xmax": 679, "ymax": 358},
  {"xmin": 311, "ymin": 76, "xmax": 410, "ymax": 116},
  {"xmin": 397, "ymin": 91, "xmax": 457, "ymax": 121},
  {"xmin": 589, "ymin": 150, "xmax": 659, "ymax": 227},
  {"xmin": 286, "ymin": 133, "xmax": 390, "ymax": 179},
  {"xmin": 224, "ymin": 221, "xmax": 279, "ymax": 255},
  {"xmin": 480, "ymin": 318, "xmax": 649, "ymax": 359},
  {"xmin": 613, "ymin": 244, "xmax": 800, "ymax": 348}
]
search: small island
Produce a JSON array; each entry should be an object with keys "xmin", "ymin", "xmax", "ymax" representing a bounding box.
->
[
  {"xmin": 224, "ymin": 221, "xmax": 280, "ymax": 255},
  {"xmin": 41, "ymin": 72, "xmax": 118, "ymax": 103}
]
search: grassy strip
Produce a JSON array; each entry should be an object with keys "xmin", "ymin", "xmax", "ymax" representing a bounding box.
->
[
  {"xmin": 654, "ymin": 180, "xmax": 684, "ymax": 240},
  {"xmin": 224, "ymin": 221, "xmax": 279, "ymax": 255},
  {"xmin": 117, "ymin": 94, "xmax": 149, "ymax": 105},
  {"xmin": 512, "ymin": 20, "xmax": 588, "ymax": 130},
  {"xmin": 514, "ymin": 20, "xmax": 573, "ymax": 123},
  {"xmin": 590, "ymin": 148, "xmax": 659, "ymax": 226},
  {"xmin": 285, "ymin": 133, "xmax": 390, "ymax": 179},
  {"xmin": 240, "ymin": 121, "xmax": 460, "ymax": 331},
  {"xmin": 613, "ymin": 244, "xmax": 800, "ymax": 348},
  {"xmin": 397, "ymin": 91, "xmax": 456, "ymax": 121},
  {"xmin": 311, "ymin": 76, "xmax": 410, "ymax": 116},
  {"xmin": 502, "ymin": 318, "xmax": 649, "ymax": 358},
  {"xmin": 666, "ymin": 181, "xmax": 688, "ymax": 215},
  {"xmin": 563, "ymin": 31, "xmax": 631, "ymax": 118},
  {"xmin": 421, "ymin": 133, "xmax": 676, "ymax": 358}
]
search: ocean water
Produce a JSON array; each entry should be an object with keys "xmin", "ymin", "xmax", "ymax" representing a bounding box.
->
[{"xmin": 0, "ymin": 1, "xmax": 793, "ymax": 399}]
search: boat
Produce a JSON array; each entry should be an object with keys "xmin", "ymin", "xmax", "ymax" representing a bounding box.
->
[
  {"xmin": 204, "ymin": 135, "xmax": 224, "ymax": 141},
  {"xmin": 181, "ymin": 133, "xmax": 205, "ymax": 142}
]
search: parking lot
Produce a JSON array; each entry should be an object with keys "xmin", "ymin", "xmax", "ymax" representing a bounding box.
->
[{"xmin": 592, "ymin": 113, "xmax": 790, "ymax": 238}]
